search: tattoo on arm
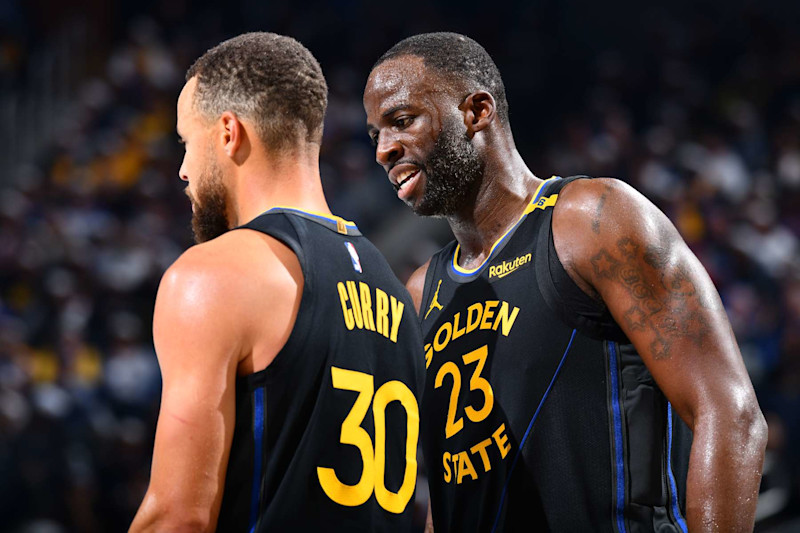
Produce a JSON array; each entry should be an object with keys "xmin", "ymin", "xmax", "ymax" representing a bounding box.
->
[
  {"xmin": 591, "ymin": 185, "xmax": 612, "ymax": 234},
  {"xmin": 590, "ymin": 238, "xmax": 713, "ymax": 360}
]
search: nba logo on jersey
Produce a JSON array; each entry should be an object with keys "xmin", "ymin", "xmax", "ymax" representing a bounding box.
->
[{"xmin": 344, "ymin": 241, "xmax": 362, "ymax": 273}]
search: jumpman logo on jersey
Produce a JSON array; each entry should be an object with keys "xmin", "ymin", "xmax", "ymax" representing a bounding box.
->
[{"xmin": 424, "ymin": 279, "xmax": 444, "ymax": 319}]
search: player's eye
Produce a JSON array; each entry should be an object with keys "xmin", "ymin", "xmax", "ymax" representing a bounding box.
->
[
  {"xmin": 369, "ymin": 132, "xmax": 379, "ymax": 147},
  {"xmin": 394, "ymin": 116, "xmax": 414, "ymax": 128}
]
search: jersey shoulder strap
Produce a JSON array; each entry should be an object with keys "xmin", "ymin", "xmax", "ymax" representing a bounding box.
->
[
  {"xmin": 534, "ymin": 175, "xmax": 630, "ymax": 341},
  {"xmin": 236, "ymin": 211, "xmax": 314, "ymax": 292}
]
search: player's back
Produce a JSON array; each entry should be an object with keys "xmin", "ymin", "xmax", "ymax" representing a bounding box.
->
[{"xmin": 216, "ymin": 208, "xmax": 425, "ymax": 532}]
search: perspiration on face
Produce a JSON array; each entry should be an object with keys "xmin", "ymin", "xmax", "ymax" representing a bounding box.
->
[
  {"xmin": 186, "ymin": 32, "xmax": 328, "ymax": 151},
  {"xmin": 364, "ymin": 57, "xmax": 483, "ymax": 217},
  {"xmin": 373, "ymin": 32, "xmax": 510, "ymax": 126}
]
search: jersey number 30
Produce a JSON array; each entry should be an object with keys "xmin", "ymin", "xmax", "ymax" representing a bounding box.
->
[{"xmin": 317, "ymin": 366, "xmax": 419, "ymax": 514}]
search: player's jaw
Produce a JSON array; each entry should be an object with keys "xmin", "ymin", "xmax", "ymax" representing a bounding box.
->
[
  {"xmin": 395, "ymin": 117, "xmax": 483, "ymax": 217},
  {"xmin": 186, "ymin": 158, "xmax": 231, "ymax": 243}
]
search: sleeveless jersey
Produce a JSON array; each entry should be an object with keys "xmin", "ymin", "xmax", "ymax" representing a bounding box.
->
[
  {"xmin": 418, "ymin": 177, "xmax": 692, "ymax": 532},
  {"xmin": 216, "ymin": 208, "xmax": 425, "ymax": 532}
]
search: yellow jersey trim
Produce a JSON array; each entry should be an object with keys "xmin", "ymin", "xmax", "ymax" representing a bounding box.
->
[
  {"xmin": 266, "ymin": 206, "xmax": 357, "ymax": 228},
  {"xmin": 451, "ymin": 176, "xmax": 559, "ymax": 275}
]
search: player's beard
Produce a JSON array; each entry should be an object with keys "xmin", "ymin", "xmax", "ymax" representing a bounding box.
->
[
  {"xmin": 187, "ymin": 157, "xmax": 231, "ymax": 243},
  {"xmin": 412, "ymin": 116, "xmax": 483, "ymax": 217}
]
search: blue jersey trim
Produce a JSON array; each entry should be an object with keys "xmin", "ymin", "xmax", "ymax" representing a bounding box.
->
[
  {"xmin": 667, "ymin": 403, "xmax": 689, "ymax": 533},
  {"xmin": 608, "ymin": 342, "xmax": 628, "ymax": 533},
  {"xmin": 449, "ymin": 177, "xmax": 561, "ymax": 279},
  {"xmin": 490, "ymin": 328, "xmax": 576, "ymax": 533},
  {"xmin": 532, "ymin": 178, "xmax": 553, "ymax": 203},
  {"xmin": 249, "ymin": 387, "xmax": 265, "ymax": 533},
  {"xmin": 265, "ymin": 206, "xmax": 357, "ymax": 228},
  {"xmin": 449, "ymin": 221, "xmax": 523, "ymax": 279}
]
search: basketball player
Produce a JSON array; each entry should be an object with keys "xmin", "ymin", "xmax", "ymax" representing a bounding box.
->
[
  {"xmin": 363, "ymin": 33, "xmax": 767, "ymax": 532},
  {"xmin": 129, "ymin": 33, "xmax": 424, "ymax": 532}
]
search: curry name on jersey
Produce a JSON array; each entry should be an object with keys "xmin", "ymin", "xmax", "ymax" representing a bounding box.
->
[{"xmin": 216, "ymin": 208, "xmax": 425, "ymax": 532}]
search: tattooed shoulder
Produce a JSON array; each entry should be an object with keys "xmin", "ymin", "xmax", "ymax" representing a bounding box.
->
[
  {"xmin": 589, "ymin": 236, "xmax": 717, "ymax": 359},
  {"xmin": 591, "ymin": 184, "xmax": 613, "ymax": 235}
]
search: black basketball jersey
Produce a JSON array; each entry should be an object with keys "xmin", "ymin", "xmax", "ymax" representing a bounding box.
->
[
  {"xmin": 216, "ymin": 208, "xmax": 425, "ymax": 532},
  {"xmin": 418, "ymin": 177, "xmax": 692, "ymax": 532}
]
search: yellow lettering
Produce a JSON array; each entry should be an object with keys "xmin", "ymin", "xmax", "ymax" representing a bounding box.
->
[
  {"xmin": 317, "ymin": 367, "xmax": 374, "ymax": 506},
  {"xmin": 480, "ymin": 301, "xmax": 499, "ymax": 330},
  {"xmin": 452, "ymin": 312, "xmax": 466, "ymax": 340},
  {"xmin": 424, "ymin": 344, "xmax": 433, "ymax": 369},
  {"xmin": 372, "ymin": 380, "xmax": 419, "ymax": 513},
  {"xmin": 456, "ymin": 451, "xmax": 478, "ymax": 484},
  {"xmin": 442, "ymin": 451, "xmax": 452, "ymax": 483},
  {"xmin": 493, "ymin": 301, "xmax": 520, "ymax": 336},
  {"xmin": 359, "ymin": 282, "xmax": 376, "ymax": 332},
  {"xmin": 389, "ymin": 296, "xmax": 404, "ymax": 343},
  {"xmin": 433, "ymin": 322, "xmax": 452, "ymax": 352},
  {"xmin": 466, "ymin": 303, "xmax": 483, "ymax": 333},
  {"xmin": 492, "ymin": 423, "xmax": 511, "ymax": 459},
  {"xmin": 469, "ymin": 438, "xmax": 493, "ymax": 473},
  {"xmin": 375, "ymin": 288, "xmax": 389, "ymax": 338},
  {"xmin": 346, "ymin": 281, "xmax": 364, "ymax": 329},
  {"xmin": 337, "ymin": 282, "xmax": 355, "ymax": 330}
]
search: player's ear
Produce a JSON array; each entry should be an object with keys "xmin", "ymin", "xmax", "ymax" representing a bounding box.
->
[
  {"xmin": 219, "ymin": 111, "xmax": 244, "ymax": 160},
  {"xmin": 461, "ymin": 91, "xmax": 496, "ymax": 138}
]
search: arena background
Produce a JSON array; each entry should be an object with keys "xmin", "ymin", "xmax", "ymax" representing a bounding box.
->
[{"xmin": 1, "ymin": 0, "xmax": 798, "ymax": 530}]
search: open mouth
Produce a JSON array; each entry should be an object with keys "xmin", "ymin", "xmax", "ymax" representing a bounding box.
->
[{"xmin": 394, "ymin": 169, "xmax": 420, "ymax": 191}]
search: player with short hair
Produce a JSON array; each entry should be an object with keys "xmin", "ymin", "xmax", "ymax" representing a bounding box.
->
[
  {"xmin": 130, "ymin": 32, "xmax": 425, "ymax": 532},
  {"xmin": 363, "ymin": 32, "xmax": 767, "ymax": 532}
]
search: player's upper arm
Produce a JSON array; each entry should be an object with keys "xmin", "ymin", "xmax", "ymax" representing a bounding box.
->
[
  {"xmin": 551, "ymin": 178, "xmax": 759, "ymax": 429},
  {"xmin": 131, "ymin": 245, "xmax": 250, "ymax": 531},
  {"xmin": 132, "ymin": 233, "xmax": 301, "ymax": 532},
  {"xmin": 406, "ymin": 259, "xmax": 431, "ymax": 315}
]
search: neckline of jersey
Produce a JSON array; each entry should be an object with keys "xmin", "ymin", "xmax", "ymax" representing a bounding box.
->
[
  {"xmin": 263, "ymin": 206, "xmax": 358, "ymax": 229},
  {"xmin": 450, "ymin": 176, "xmax": 560, "ymax": 277}
]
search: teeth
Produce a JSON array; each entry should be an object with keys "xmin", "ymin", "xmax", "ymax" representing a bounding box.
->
[{"xmin": 396, "ymin": 170, "xmax": 416, "ymax": 186}]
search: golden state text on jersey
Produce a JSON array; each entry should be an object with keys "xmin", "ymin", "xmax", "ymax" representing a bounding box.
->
[{"xmin": 417, "ymin": 177, "xmax": 692, "ymax": 533}]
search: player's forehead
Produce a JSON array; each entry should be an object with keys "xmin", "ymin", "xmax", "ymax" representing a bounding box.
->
[
  {"xmin": 176, "ymin": 77, "xmax": 199, "ymax": 133},
  {"xmin": 364, "ymin": 55, "xmax": 446, "ymax": 115}
]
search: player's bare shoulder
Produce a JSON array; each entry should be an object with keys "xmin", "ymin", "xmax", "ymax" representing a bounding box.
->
[
  {"xmin": 156, "ymin": 229, "xmax": 303, "ymax": 371},
  {"xmin": 553, "ymin": 177, "xmax": 660, "ymax": 237},
  {"xmin": 551, "ymin": 178, "xmax": 677, "ymax": 294}
]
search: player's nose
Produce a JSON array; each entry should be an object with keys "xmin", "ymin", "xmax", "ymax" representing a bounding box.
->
[
  {"xmin": 178, "ymin": 158, "xmax": 189, "ymax": 182},
  {"xmin": 376, "ymin": 133, "xmax": 403, "ymax": 168}
]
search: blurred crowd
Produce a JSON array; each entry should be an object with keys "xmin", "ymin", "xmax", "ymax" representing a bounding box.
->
[{"xmin": 0, "ymin": 0, "xmax": 798, "ymax": 531}]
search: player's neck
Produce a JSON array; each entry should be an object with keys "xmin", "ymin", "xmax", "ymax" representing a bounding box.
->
[
  {"xmin": 230, "ymin": 148, "xmax": 332, "ymax": 226},
  {"xmin": 448, "ymin": 148, "xmax": 541, "ymax": 270}
]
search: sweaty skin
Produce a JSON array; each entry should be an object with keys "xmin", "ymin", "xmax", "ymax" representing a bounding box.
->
[{"xmin": 367, "ymin": 54, "xmax": 767, "ymax": 532}]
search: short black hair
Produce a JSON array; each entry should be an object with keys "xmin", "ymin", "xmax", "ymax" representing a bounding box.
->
[
  {"xmin": 186, "ymin": 32, "xmax": 328, "ymax": 151},
  {"xmin": 374, "ymin": 32, "xmax": 509, "ymax": 125}
]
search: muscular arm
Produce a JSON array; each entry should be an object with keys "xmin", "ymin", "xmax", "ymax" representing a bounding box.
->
[
  {"xmin": 553, "ymin": 178, "xmax": 767, "ymax": 532},
  {"xmin": 130, "ymin": 233, "xmax": 301, "ymax": 532},
  {"xmin": 129, "ymin": 250, "xmax": 242, "ymax": 532}
]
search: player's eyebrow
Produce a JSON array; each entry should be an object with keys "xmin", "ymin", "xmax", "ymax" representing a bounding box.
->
[
  {"xmin": 382, "ymin": 104, "xmax": 411, "ymax": 118},
  {"xmin": 366, "ymin": 104, "xmax": 412, "ymax": 132}
]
